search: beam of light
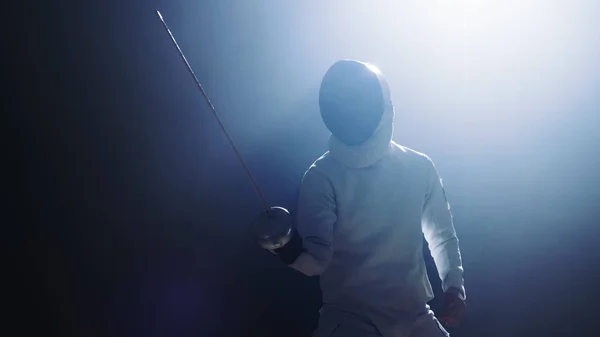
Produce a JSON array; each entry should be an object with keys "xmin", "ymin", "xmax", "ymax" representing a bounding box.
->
[{"xmin": 175, "ymin": 0, "xmax": 600, "ymax": 203}]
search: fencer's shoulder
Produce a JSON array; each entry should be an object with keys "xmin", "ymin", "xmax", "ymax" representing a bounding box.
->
[
  {"xmin": 309, "ymin": 151, "xmax": 335, "ymax": 170},
  {"xmin": 390, "ymin": 142, "xmax": 433, "ymax": 164},
  {"xmin": 303, "ymin": 151, "xmax": 336, "ymax": 179}
]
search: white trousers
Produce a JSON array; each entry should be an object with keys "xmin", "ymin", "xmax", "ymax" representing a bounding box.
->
[{"xmin": 311, "ymin": 305, "xmax": 449, "ymax": 337}]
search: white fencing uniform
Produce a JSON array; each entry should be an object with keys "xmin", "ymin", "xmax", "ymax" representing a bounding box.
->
[{"xmin": 290, "ymin": 113, "xmax": 464, "ymax": 337}]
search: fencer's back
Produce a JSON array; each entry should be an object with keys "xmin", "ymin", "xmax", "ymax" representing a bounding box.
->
[{"xmin": 314, "ymin": 142, "xmax": 435, "ymax": 315}]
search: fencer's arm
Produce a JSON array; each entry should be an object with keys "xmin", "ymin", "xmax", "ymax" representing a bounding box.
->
[
  {"xmin": 289, "ymin": 167, "xmax": 337, "ymax": 276},
  {"xmin": 421, "ymin": 158, "xmax": 466, "ymax": 298}
]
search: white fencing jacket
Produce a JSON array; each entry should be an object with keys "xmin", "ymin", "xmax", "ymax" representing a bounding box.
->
[{"xmin": 290, "ymin": 105, "xmax": 465, "ymax": 334}]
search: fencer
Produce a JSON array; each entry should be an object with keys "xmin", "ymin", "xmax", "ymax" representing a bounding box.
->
[{"xmin": 270, "ymin": 60, "xmax": 466, "ymax": 337}]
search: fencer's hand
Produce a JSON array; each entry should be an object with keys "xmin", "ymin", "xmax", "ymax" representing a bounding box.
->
[
  {"xmin": 271, "ymin": 228, "xmax": 305, "ymax": 265},
  {"xmin": 438, "ymin": 287, "xmax": 466, "ymax": 327}
]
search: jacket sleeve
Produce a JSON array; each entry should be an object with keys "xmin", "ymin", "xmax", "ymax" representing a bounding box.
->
[
  {"xmin": 421, "ymin": 158, "xmax": 466, "ymax": 298},
  {"xmin": 290, "ymin": 167, "xmax": 337, "ymax": 276}
]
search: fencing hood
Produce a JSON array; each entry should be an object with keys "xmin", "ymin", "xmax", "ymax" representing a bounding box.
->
[{"xmin": 319, "ymin": 60, "xmax": 395, "ymax": 168}]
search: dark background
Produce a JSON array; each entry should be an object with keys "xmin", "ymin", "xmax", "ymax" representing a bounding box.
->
[{"xmin": 13, "ymin": 1, "xmax": 600, "ymax": 336}]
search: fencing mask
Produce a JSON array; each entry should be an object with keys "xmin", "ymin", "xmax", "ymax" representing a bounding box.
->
[{"xmin": 319, "ymin": 60, "xmax": 392, "ymax": 146}]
